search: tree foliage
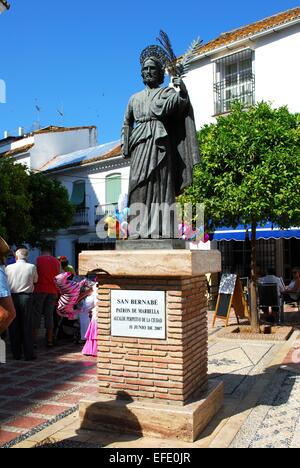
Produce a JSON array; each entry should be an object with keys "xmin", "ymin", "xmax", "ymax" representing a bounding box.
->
[
  {"xmin": 0, "ymin": 158, "xmax": 74, "ymax": 246},
  {"xmin": 181, "ymin": 102, "xmax": 300, "ymax": 230},
  {"xmin": 0, "ymin": 158, "xmax": 32, "ymax": 244},
  {"xmin": 181, "ymin": 102, "xmax": 300, "ymax": 330},
  {"xmin": 27, "ymin": 173, "xmax": 75, "ymax": 247}
]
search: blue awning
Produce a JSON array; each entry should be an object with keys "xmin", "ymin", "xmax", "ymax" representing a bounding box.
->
[{"xmin": 212, "ymin": 222, "xmax": 300, "ymax": 241}]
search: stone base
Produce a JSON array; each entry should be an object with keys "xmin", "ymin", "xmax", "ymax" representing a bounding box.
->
[
  {"xmin": 79, "ymin": 380, "xmax": 224, "ymax": 443},
  {"xmin": 115, "ymin": 239, "xmax": 187, "ymax": 250}
]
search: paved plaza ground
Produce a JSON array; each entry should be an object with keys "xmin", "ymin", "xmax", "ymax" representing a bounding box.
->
[{"xmin": 1, "ymin": 311, "xmax": 300, "ymax": 449}]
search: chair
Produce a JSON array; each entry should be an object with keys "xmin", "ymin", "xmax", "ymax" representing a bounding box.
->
[
  {"xmin": 257, "ymin": 283, "xmax": 284, "ymax": 324},
  {"xmin": 282, "ymin": 291, "xmax": 300, "ymax": 313}
]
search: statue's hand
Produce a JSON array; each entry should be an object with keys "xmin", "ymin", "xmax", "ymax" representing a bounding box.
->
[{"xmin": 172, "ymin": 77, "xmax": 188, "ymax": 95}]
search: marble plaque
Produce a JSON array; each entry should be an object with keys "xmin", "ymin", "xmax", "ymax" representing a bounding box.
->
[{"xmin": 111, "ymin": 290, "xmax": 166, "ymax": 339}]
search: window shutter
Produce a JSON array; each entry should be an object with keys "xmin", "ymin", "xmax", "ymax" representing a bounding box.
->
[
  {"xmin": 106, "ymin": 174, "xmax": 121, "ymax": 205},
  {"xmin": 70, "ymin": 181, "xmax": 85, "ymax": 207}
]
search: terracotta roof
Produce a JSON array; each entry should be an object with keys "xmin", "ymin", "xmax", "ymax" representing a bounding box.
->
[
  {"xmin": 193, "ymin": 7, "xmax": 300, "ymax": 57},
  {"xmin": 0, "ymin": 143, "xmax": 34, "ymax": 158},
  {"xmin": 0, "ymin": 1, "xmax": 10, "ymax": 10},
  {"xmin": 33, "ymin": 125, "xmax": 96, "ymax": 135}
]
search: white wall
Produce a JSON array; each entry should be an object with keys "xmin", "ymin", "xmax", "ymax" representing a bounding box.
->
[
  {"xmin": 186, "ymin": 23, "xmax": 300, "ymax": 128},
  {"xmin": 14, "ymin": 153, "xmax": 31, "ymax": 168},
  {"xmin": 55, "ymin": 235, "xmax": 77, "ymax": 264},
  {"xmin": 184, "ymin": 58, "xmax": 215, "ymax": 130},
  {"xmin": 54, "ymin": 161, "xmax": 130, "ymax": 225},
  {"xmin": 51, "ymin": 161, "xmax": 130, "ymax": 266},
  {"xmin": 30, "ymin": 128, "xmax": 98, "ymax": 171},
  {"xmin": 255, "ymin": 25, "xmax": 300, "ymax": 112}
]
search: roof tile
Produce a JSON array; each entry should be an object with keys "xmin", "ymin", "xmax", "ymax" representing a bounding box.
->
[{"xmin": 194, "ymin": 7, "xmax": 300, "ymax": 57}]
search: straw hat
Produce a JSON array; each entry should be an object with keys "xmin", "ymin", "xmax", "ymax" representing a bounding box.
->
[{"xmin": 0, "ymin": 236, "xmax": 10, "ymax": 256}]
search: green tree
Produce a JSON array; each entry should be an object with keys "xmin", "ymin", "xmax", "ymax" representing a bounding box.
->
[
  {"xmin": 27, "ymin": 173, "xmax": 75, "ymax": 247},
  {"xmin": 0, "ymin": 158, "xmax": 32, "ymax": 244},
  {"xmin": 181, "ymin": 102, "xmax": 300, "ymax": 331},
  {"xmin": 0, "ymin": 158, "xmax": 74, "ymax": 247}
]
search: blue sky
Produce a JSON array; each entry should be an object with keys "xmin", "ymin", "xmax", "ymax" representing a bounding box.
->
[{"xmin": 0, "ymin": 0, "xmax": 299, "ymax": 143}]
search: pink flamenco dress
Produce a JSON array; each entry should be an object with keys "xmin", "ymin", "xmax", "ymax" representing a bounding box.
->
[{"xmin": 82, "ymin": 284, "xmax": 98, "ymax": 357}]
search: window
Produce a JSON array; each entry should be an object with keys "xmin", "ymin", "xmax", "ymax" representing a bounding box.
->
[
  {"xmin": 214, "ymin": 49, "xmax": 255, "ymax": 115},
  {"xmin": 70, "ymin": 180, "xmax": 85, "ymax": 207},
  {"xmin": 218, "ymin": 239, "xmax": 276, "ymax": 278},
  {"xmin": 105, "ymin": 174, "xmax": 121, "ymax": 205}
]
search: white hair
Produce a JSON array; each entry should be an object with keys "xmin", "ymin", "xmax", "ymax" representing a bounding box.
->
[{"xmin": 16, "ymin": 248, "xmax": 29, "ymax": 261}]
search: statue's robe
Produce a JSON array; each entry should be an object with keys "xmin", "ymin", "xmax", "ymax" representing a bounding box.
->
[{"xmin": 122, "ymin": 86, "xmax": 200, "ymax": 238}]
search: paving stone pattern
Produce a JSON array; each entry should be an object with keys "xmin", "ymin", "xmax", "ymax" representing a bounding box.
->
[
  {"xmin": 0, "ymin": 344, "xmax": 97, "ymax": 448},
  {"xmin": 231, "ymin": 369, "xmax": 300, "ymax": 448}
]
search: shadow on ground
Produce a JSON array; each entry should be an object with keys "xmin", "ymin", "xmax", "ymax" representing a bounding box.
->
[{"xmin": 28, "ymin": 364, "xmax": 300, "ymax": 448}]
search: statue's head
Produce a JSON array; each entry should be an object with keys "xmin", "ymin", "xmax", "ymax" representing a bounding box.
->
[{"xmin": 140, "ymin": 45, "xmax": 167, "ymax": 87}]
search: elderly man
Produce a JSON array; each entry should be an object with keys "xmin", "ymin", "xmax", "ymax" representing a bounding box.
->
[
  {"xmin": 6, "ymin": 247, "xmax": 38, "ymax": 360},
  {"xmin": 0, "ymin": 237, "xmax": 15, "ymax": 336}
]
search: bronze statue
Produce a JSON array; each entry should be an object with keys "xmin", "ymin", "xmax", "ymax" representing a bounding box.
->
[{"xmin": 122, "ymin": 38, "xmax": 200, "ymax": 239}]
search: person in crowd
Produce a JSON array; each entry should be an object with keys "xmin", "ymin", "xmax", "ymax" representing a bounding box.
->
[
  {"xmin": 82, "ymin": 283, "xmax": 98, "ymax": 357},
  {"xmin": 6, "ymin": 249, "xmax": 16, "ymax": 266},
  {"xmin": 258, "ymin": 268, "xmax": 285, "ymax": 322},
  {"xmin": 283, "ymin": 268, "xmax": 300, "ymax": 303},
  {"xmin": 0, "ymin": 237, "xmax": 16, "ymax": 336},
  {"xmin": 33, "ymin": 247, "xmax": 60, "ymax": 347},
  {"xmin": 6, "ymin": 248, "xmax": 38, "ymax": 361},
  {"xmin": 58, "ymin": 256, "xmax": 75, "ymax": 275}
]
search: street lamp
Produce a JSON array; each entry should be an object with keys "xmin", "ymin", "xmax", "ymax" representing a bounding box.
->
[{"xmin": 0, "ymin": 0, "xmax": 10, "ymax": 14}]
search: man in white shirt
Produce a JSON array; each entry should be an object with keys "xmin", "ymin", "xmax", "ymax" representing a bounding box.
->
[{"xmin": 6, "ymin": 248, "xmax": 38, "ymax": 361}]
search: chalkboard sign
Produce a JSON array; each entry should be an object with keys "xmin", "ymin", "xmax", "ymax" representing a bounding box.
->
[
  {"xmin": 219, "ymin": 274, "xmax": 237, "ymax": 295},
  {"xmin": 213, "ymin": 275, "xmax": 249, "ymax": 327},
  {"xmin": 215, "ymin": 294, "xmax": 232, "ymax": 318}
]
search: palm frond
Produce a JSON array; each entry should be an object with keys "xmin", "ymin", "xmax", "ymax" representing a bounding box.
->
[
  {"xmin": 156, "ymin": 30, "xmax": 178, "ymax": 76},
  {"xmin": 177, "ymin": 37, "xmax": 203, "ymax": 77}
]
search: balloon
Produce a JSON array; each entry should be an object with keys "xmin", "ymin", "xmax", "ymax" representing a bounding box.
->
[
  {"xmin": 105, "ymin": 216, "xmax": 117, "ymax": 238},
  {"xmin": 118, "ymin": 193, "xmax": 128, "ymax": 212},
  {"xmin": 178, "ymin": 223, "xmax": 190, "ymax": 239},
  {"xmin": 121, "ymin": 221, "xmax": 128, "ymax": 238},
  {"xmin": 122, "ymin": 207, "xmax": 130, "ymax": 220},
  {"xmin": 189, "ymin": 229, "xmax": 198, "ymax": 240}
]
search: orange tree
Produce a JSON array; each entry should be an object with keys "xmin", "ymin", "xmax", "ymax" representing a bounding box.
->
[{"xmin": 181, "ymin": 102, "xmax": 300, "ymax": 331}]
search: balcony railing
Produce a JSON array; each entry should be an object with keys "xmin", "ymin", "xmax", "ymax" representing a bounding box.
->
[
  {"xmin": 95, "ymin": 203, "xmax": 118, "ymax": 225},
  {"xmin": 73, "ymin": 207, "xmax": 89, "ymax": 226},
  {"xmin": 214, "ymin": 72, "xmax": 255, "ymax": 115}
]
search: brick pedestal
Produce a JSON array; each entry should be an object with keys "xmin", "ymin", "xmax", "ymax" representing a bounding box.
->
[{"xmin": 79, "ymin": 249, "xmax": 223, "ymax": 442}]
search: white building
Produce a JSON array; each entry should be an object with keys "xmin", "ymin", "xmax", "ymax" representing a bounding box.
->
[
  {"xmin": 0, "ymin": 126, "xmax": 128, "ymax": 268},
  {"xmin": 41, "ymin": 141, "xmax": 129, "ymax": 270},
  {"xmin": 185, "ymin": 6, "xmax": 300, "ymax": 129},
  {"xmin": 183, "ymin": 7, "xmax": 300, "ymax": 278},
  {"xmin": 0, "ymin": 125, "xmax": 98, "ymax": 170}
]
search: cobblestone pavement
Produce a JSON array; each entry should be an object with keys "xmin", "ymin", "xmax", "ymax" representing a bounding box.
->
[
  {"xmin": 0, "ymin": 343, "xmax": 97, "ymax": 448},
  {"xmin": 231, "ymin": 337, "xmax": 300, "ymax": 448},
  {"xmin": 2, "ymin": 320, "xmax": 300, "ymax": 448}
]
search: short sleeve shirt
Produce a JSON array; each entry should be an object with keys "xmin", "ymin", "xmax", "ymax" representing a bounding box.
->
[{"xmin": 0, "ymin": 265, "xmax": 11, "ymax": 298}]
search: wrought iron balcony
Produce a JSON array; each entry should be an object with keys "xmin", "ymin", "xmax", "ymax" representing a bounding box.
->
[
  {"xmin": 94, "ymin": 203, "xmax": 118, "ymax": 225},
  {"xmin": 73, "ymin": 207, "xmax": 90, "ymax": 226},
  {"xmin": 214, "ymin": 72, "xmax": 255, "ymax": 115}
]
